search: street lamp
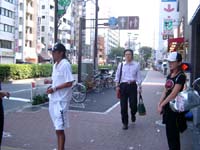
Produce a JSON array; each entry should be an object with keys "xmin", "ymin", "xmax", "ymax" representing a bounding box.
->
[
  {"xmin": 128, "ymin": 32, "xmax": 131, "ymax": 49},
  {"xmin": 54, "ymin": 0, "xmax": 58, "ymax": 43}
]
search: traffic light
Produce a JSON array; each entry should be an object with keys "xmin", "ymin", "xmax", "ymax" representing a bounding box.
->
[{"xmin": 181, "ymin": 62, "xmax": 191, "ymax": 72}]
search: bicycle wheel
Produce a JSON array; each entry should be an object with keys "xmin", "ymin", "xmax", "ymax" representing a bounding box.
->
[
  {"xmin": 105, "ymin": 77, "xmax": 114, "ymax": 88},
  {"xmin": 192, "ymin": 78, "xmax": 200, "ymax": 95},
  {"xmin": 94, "ymin": 78, "xmax": 103, "ymax": 93},
  {"xmin": 72, "ymin": 83, "xmax": 87, "ymax": 103}
]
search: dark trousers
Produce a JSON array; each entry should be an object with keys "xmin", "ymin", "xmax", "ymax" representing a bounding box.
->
[
  {"xmin": 163, "ymin": 105, "xmax": 180, "ymax": 150},
  {"xmin": 119, "ymin": 83, "xmax": 137, "ymax": 125},
  {"xmin": 0, "ymin": 100, "xmax": 4, "ymax": 146}
]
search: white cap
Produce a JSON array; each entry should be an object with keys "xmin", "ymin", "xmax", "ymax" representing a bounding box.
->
[{"xmin": 167, "ymin": 52, "xmax": 182, "ymax": 62}]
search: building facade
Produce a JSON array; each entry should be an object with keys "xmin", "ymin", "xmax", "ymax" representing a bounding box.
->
[
  {"xmin": 0, "ymin": 0, "xmax": 16, "ymax": 63},
  {"xmin": 15, "ymin": 0, "xmax": 38, "ymax": 63}
]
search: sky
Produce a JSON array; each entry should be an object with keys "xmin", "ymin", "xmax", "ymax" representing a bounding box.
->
[{"xmin": 99, "ymin": 0, "xmax": 160, "ymax": 49}]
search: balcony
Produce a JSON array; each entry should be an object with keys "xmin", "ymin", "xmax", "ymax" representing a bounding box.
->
[
  {"xmin": 26, "ymin": 20, "xmax": 34, "ymax": 27},
  {"xmin": 25, "ymin": 34, "xmax": 34, "ymax": 41},
  {"xmin": 26, "ymin": 5, "xmax": 34, "ymax": 14}
]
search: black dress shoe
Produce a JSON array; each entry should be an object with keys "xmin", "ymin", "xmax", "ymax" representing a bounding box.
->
[
  {"xmin": 122, "ymin": 124, "xmax": 128, "ymax": 130},
  {"xmin": 131, "ymin": 116, "xmax": 136, "ymax": 122}
]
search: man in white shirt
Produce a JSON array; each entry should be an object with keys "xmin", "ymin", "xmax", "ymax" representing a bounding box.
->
[
  {"xmin": 115, "ymin": 49, "xmax": 142, "ymax": 130},
  {"xmin": 44, "ymin": 43, "xmax": 74, "ymax": 150}
]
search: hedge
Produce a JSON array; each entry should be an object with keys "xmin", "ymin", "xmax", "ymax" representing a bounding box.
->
[{"xmin": 0, "ymin": 63, "xmax": 114, "ymax": 81}]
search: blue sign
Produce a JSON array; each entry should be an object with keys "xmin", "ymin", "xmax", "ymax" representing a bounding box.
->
[
  {"xmin": 161, "ymin": 0, "xmax": 176, "ymax": 2},
  {"xmin": 108, "ymin": 17, "xmax": 118, "ymax": 28}
]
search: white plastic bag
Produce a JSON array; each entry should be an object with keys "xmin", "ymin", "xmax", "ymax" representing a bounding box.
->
[{"xmin": 170, "ymin": 88, "xmax": 200, "ymax": 112}]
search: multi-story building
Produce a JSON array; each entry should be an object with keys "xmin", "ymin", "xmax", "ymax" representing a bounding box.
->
[
  {"xmin": 98, "ymin": 0, "xmax": 119, "ymax": 64},
  {"xmin": 38, "ymin": 0, "xmax": 54, "ymax": 50},
  {"xmin": 0, "ymin": 0, "xmax": 16, "ymax": 63},
  {"xmin": 15, "ymin": 0, "xmax": 38, "ymax": 63}
]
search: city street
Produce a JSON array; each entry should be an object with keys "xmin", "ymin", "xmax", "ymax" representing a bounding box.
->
[{"xmin": 0, "ymin": 70, "xmax": 195, "ymax": 150}]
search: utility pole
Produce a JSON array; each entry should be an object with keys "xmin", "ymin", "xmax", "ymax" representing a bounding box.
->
[
  {"xmin": 78, "ymin": 17, "xmax": 84, "ymax": 83},
  {"xmin": 93, "ymin": 0, "xmax": 98, "ymax": 71},
  {"xmin": 54, "ymin": 0, "xmax": 58, "ymax": 43}
]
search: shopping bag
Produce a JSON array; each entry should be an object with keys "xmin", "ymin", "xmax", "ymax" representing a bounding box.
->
[
  {"xmin": 169, "ymin": 88, "xmax": 200, "ymax": 112},
  {"xmin": 137, "ymin": 93, "xmax": 146, "ymax": 116}
]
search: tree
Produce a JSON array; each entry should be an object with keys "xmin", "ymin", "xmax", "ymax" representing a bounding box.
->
[
  {"xmin": 139, "ymin": 46, "xmax": 152, "ymax": 68},
  {"xmin": 139, "ymin": 46, "xmax": 152, "ymax": 61},
  {"xmin": 107, "ymin": 47, "xmax": 124, "ymax": 60}
]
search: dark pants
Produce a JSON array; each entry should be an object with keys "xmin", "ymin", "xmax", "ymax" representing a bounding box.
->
[
  {"xmin": 163, "ymin": 105, "xmax": 181, "ymax": 150},
  {"xmin": 119, "ymin": 82, "xmax": 137, "ymax": 125},
  {"xmin": 0, "ymin": 100, "xmax": 4, "ymax": 146}
]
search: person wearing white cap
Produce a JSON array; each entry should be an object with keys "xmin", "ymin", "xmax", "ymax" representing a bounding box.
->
[
  {"xmin": 157, "ymin": 51, "xmax": 187, "ymax": 150},
  {"xmin": 44, "ymin": 43, "xmax": 74, "ymax": 150}
]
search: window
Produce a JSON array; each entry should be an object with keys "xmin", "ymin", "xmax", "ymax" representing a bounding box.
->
[
  {"xmin": 41, "ymin": 37, "xmax": 45, "ymax": 43},
  {"xmin": 0, "ymin": 40, "xmax": 12, "ymax": 49},
  {"xmin": 50, "ymin": 5, "xmax": 54, "ymax": 9},
  {"xmin": 63, "ymin": 18, "xmax": 66, "ymax": 23},
  {"xmin": 42, "ymin": 5, "xmax": 45, "ymax": 9},
  {"xmin": 42, "ymin": 16, "xmax": 45, "ymax": 19},
  {"xmin": 18, "ymin": 46, "xmax": 22, "ymax": 52},
  {"xmin": 5, "ymin": 0, "xmax": 14, "ymax": 4},
  {"xmin": 30, "ymin": 15, "xmax": 32, "ymax": 20},
  {"xmin": 50, "ymin": 16, "xmax": 54, "ymax": 22},
  {"xmin": 29, "ymin": 41, "xmax": 32, "ymax": 47},
  {"xmin": 20, "ymin": 3, "xmax": 23, "ymax": 10},
  {"xmin": 19, "ymin": 17, "xmax": 23, "ymax": 25},
  {"xmin": 19, "ymin": 32, "xmax": 22, "ymax": 39},
  {"xmin": 30, "ymin": 28, "xmax": 32, "ymax": 33},
  {"xmin": 41, "ymin": 26, "xmax": 45, "ymax": 32}
]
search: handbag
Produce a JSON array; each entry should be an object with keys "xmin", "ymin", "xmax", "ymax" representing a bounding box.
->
[
  {"xmin": 116, "ymin": 63, "xmax": 123, "ymax": 99},
  {"xmin": 137, "ymin": 93, "xmax": 146, "ymax": 116}
]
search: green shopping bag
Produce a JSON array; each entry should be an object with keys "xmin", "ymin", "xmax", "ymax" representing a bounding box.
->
[{"xmin": 137, "ymin": 93, "xmax": 146, "ymax": 116}]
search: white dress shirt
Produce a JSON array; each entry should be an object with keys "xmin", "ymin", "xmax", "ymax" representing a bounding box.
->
[{"xmin": 114, "ymin": 61, "xmax": 142, "ymax": 86}]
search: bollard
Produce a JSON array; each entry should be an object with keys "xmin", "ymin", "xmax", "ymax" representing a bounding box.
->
[{"xmin": 31, "ymin": 82, "xmax": 36, "ymax": 102}]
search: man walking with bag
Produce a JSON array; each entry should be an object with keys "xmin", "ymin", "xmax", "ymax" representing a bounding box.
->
[{"xmin": 115, "ymin": 49, "xmax": 142, "ymax": 130}]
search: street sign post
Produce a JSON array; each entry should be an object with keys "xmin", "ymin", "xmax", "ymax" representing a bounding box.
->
[
  {"xmin": 108, "ymin": 17, "xmax": 118, "ymax": 28},
  {"xmin": 118, "ymin": 16, "xmax": 139, "ymax": 30}
]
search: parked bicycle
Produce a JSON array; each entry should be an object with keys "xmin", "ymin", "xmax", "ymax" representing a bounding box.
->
[{"xmin": 71, "ymin": 81, "xmax": 87, "ymax": 103}]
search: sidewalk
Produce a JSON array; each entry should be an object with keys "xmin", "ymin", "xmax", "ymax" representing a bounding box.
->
[{"xmin": 1, "ymin": 70, "xmax": 194, "ymax": 150}]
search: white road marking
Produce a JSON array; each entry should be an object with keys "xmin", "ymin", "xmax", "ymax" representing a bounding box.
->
[
  {"xmin": 4, "ymin": 97, "xmax": 30, "ymax": 102},
  {"xmin": 142, "ymin": 82, "xmax": 164, "ymax": 86}
]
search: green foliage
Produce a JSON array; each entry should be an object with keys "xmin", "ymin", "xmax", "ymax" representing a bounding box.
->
[
  {"xmin": 71, "ymin": 64, "xmax": 78, "ymax": 74},
  {"xmin": 139, "ymin": 46, "xmax": 152, "ymax": 62},
  {"xmin": 0, "ymin": 65, "xmax": 11, "ymax": 81},
  {"xmin": 107, "ymin": 47, "xmax": 124, "ymax": 60},
  {"xmin": 0, "ymin": 64, "xmax": 53, "ymax": 81},
  {"xmin": 134, "ymin": 54, "xmax": 140, "ymax": 62},
  {"xmin": 32, "ymin": 93, "xmax": 49, "ymax": 105}
]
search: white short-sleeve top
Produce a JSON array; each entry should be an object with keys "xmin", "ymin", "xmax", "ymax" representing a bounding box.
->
[{"xmin": 49, "ymin": 59, "xmax": 74, "ymax": 102}]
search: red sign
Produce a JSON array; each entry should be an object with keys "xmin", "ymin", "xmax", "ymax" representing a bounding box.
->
[{"xmin": 168, "ymin": 37, "xmax": 184, "ymax": 52}]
